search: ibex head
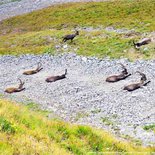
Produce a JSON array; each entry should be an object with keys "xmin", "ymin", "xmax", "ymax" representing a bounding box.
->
[
  {"xmin": 18, "ymin": 78, "xmax": 25, "ymax": 89},
  {"xmin": 118, "ymin": 63, "xmax": 128, "ymax": 75},
  {"xmin": 136, "ymin": 71, "xmax": 147, "ymax": 83},
  {"xmin": 75, "ymin": 30, "xmax": 79, "ymax": 35}
]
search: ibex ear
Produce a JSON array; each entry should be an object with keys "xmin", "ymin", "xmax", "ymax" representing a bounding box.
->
[{"xmin": 65, "ymin": 69, "xmax": 67, "ymax": 75}]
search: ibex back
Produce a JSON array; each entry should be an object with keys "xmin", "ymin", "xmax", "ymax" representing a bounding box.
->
[
  {"xmin": 106, "ymin": 63, "xmax": 131, "ymax": 82},
  {"xmin": 46, "ymin": 69, "xmax": 67, "ymax": 82},
  {"xmin": 23, "ymin": 62, "xmax": 43, "ymax": 75}
]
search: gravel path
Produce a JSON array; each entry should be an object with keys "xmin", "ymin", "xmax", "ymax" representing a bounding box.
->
[
  {"xmin": 0, "ymin": 53, "xmax": 154, "ymax": 146},
  {"xmin": 0, "ymin": 0, "xmax": 104, "ymax": 21}
]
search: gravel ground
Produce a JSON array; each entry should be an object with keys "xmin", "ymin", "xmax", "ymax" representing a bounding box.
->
[
  {"xmin": 0, "ymin": 53, "xmax": 154, "ymax": 146},
  {"xmin": 0, "ymin": 0, "xmax": 104, "ymax": 21}
]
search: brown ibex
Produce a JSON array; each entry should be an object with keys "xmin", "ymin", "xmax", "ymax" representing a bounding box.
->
[
  {"xmin": 106, "ymin": 63, "xmax": 131, "ymax": 82},
  {"xmin": 23, "ymin": 62, "xmax": 43, "ymax": 75},
  {"xmin": 123, "ymin": 71, "xmax": 150, "ymax": 91},
  {"xmin": 5, "ymin": 79, "xmax": 25, "ymax": 94},
  {"xmin": 63, "ymin": 30, "xmax": 79, "ymax": 42},
  {"xmin": 133, "ymin": 38, "xmax": 151, "ymax": 49},
  {"xmin": 45, "ymin": 69, "xmax": 67, "ymax": 82}
]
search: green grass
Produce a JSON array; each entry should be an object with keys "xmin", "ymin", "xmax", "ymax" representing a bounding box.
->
[
  {"xmin": 144, "ymin": 124, "xmax": 155, "ymax": 132},
  {"xmin": 0, "ymin": 0, "xmax": 155, "ymax": 59},
  {"xmin": 0, "ymin": 98, "xmax": 154, "ymax": 154},
  {"xmin": 101, "ymin": 117, "xmax": 114, "ymax": 126}
]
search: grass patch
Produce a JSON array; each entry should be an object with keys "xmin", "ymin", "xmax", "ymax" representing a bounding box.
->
[
  {"xmin": 1, "ymin": 0, "xmax": 155, "ymax": 32},
  {"xmin": 101, "ymin": 117, "xmax": 114, "ymax": 126},
  {"xmin": 0, "ymin": 98, "xmax": 154, "ymax": 154},
  {"xmin": 0, "ymin": 0, "xmax": 155, "ymax": 59},
  {"xmin": 0, "ymin": 117, "xmax": 16, "ymax": 134},
  {"xmin": 91, "ymin": 108, "xmax": 101, "ymax": 114},
  {"xmin": 144, "ymin": 124, "xmax": 155, "ymax": 132}
]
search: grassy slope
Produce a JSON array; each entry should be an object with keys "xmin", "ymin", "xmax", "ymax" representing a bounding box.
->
[
  {"xmin": 0, "ymin": 0, "xmax": 155, "ymax": 59},
  {"xmin": 0, "ymin": 98, "xmax": 154, "ymax": 155}
]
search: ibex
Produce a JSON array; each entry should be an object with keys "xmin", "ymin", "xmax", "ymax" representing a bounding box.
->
[
  {"xmin": 123, "ymin": 71, "xmax": 150, "ymax": 91},
  {"xmin": 5, "ymin": 79, "xmax": 25, "ymax": 94},
  {"xmin": 106, "ymin": 63, "xmax": 131, "ymax": 82},
  {"xmin": 133, "ymin": 38, "xmax": 151, "ymax": 48},
  {"xmin": 45, "ymin": 69, "xmax": 67, "ymax": 82},
  {"xmin": 23, "ymin": 62, "xmax": 43, "ymax": 75},
  {"xmin": 63, "ymin": 30, "xmax": 79, "ymax": 42}
]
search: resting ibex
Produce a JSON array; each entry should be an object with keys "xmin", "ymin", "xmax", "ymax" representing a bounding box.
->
[
  {"xmin": 123, "ymin": 71, "xmax": 150, "ymax": 91},
  {"xmin": 5, "ymin": 79, "xmax": 25, "ymax": 93},
  {"xmin": 133, "ymin": 38, "xmax": 151, "ymax": 48},
  {"xmin": 63, "ymin": 30, "xmax": 79, "ymax": 42},
  {"xmin": 45, "ymin": 69, "xmax": 67, "ymax": 82},
  {"xmin": 23, "ymin": 62, "xmax": 43, "ymax": 75},
  {"xmin": 106, "ymin": 63, "xmax": 131, "ymax": 82}
]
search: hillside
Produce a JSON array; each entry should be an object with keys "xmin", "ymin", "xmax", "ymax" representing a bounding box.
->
[
  {"xmin": 1, "ymin": 98, "xmax": 153, "ymax": 154},
  {"xmin": 0, "ymin": 0, "xmax": 155, "ymax": 60},
  {"xmin": 0, "ymin": 0, "xmax": 103, "ymax": 21},
  {"xmin": 0, "ymin": 0, "xmax": 155, "ymax": 153}
]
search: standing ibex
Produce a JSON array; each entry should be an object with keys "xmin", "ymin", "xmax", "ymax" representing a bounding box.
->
[
  {"xmin": 63, "ymin": 30, "xmax": 79, "ymax": 42},
  {"xmin": 5, "ymin": 79, "xmax": 25, "ymax": 93},
  {"xmin": 45, "ymin": 69, "xmax": 67, "ymax": 82},
  {"xmin": 23, "ymin": 62, "xmax": 43, "ymax": 75},
  {"xmin": 133, "ymin": 38, "xmax": 151, "ymax": 49},
  {"xmin": 106, "ymin": 63, "xmax": 131, "ymax": 82},
  {"xmin": 123, "ymin": 71, "xmax": 150, "ymax": 91}
]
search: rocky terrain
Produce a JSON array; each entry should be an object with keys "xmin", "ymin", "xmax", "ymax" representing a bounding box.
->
[
  {"xmin": 0, "ymin": 53, "xmax": 154, "ymax": 146},
  {"xmin": 0, "ymin": 0, "xmax": 104, "ymax": 21},
  {"xmin": 0, "ymin": 0, "xmax": 154, "ymax": 148}
]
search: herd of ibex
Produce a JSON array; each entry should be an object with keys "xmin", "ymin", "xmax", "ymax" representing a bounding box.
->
[
  {"xmin": 106, "ymin": 64, "xmax": 150, "ymax": 91},
  {"xmin": 4, "ymin": 31, "xmax": 151, "ymax": 93},
  {"xmin": 4, "ymin": 62, "xmax": 150, "ymax": 94},
  {"xmin": 5, "ymin": 63, "xmax": 67, "ymax": 93}
]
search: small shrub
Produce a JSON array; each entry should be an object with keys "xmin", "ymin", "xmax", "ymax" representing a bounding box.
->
[
  {"xmin": 144, "ymin": 124, "xmax": 155, "ymax": 132},
  {"xmin": 101, "ymin": 117, "xmax": 114, "ymax": 126},
  {"xmin": 0, "ymin": 117, "xmax": 16, "ymax": 134},
  {"xmin": 76, "ymin": 126, "xmax": 91, "ymax": 137}
]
